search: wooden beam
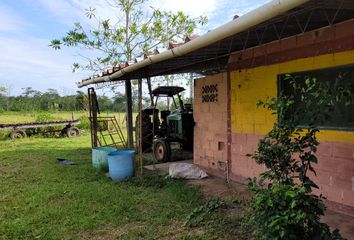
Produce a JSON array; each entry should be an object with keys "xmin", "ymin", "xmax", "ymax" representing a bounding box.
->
[
  {"xmin": 147, "ymin": 77, "xmax": 154, "ymax": 107},
  {"xmin": 125, "ymin": 80, "xmax": 134, "ymax": 149},
  {"xmin": 88, "ymin": 88, "xmax": 98, "ymax": 148},
  {"xmin": 138, "ymin": 78, "xmax": 143, "ymax": 176}
]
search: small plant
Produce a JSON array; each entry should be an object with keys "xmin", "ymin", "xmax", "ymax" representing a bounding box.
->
[{"xmin": 245, "ymin": 75, "xmax": 351, "ymax": 240}]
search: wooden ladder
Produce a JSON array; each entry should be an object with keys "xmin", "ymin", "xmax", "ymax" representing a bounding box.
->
[{"xmin": 88, "ymin": 87, "xmax": 127, "ymax": 149}]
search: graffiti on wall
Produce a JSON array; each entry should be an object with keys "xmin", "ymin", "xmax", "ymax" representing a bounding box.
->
[{"xmin": 202, "ymin": 84, "xmax": 218, "ymax": 103}]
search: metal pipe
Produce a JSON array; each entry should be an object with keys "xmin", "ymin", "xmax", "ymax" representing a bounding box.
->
[{"xmin": 78, "ymin": 0, "xmax": 308, "ymax": 87}]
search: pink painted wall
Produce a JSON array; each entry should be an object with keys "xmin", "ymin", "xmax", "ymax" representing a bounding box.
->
[{"xmin": 193, "ymin": 73, "xmax": 228, "ymax": 175}]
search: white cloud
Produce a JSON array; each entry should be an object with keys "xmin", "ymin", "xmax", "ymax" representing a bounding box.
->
[
  {"xmin": 0, "ymin": 0, "xmax": 273, "ymax": 95},
  {"xmin": 34, "ymin": 0, "xmax": 119, "ymax": 27},
  {"xmin": 149, "ymin": 0, "xmax": 220, "ymax": 17},
  {"xmin": 0, "ymin": 35, "xmax": 88, "ymax": 95},
  {"xmin": 0, "ymin": 4, "xmax": 28, "ymax": 32},
  {"xmin": 34, "ymin": 0, "xmax": 83, "ymax": 26}
]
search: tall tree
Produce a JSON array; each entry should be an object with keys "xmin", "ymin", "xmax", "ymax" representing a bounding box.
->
[
  {"xmin": 0, "ymin": 86, "xmax": 6, "ymax": 95},
  {"xmin": 51, "ymin": 0, "xmax": 206, "ymax": 148},
  {"xmin": 0, "ymin": 86, "xmax": 7, "ymax": 112}
]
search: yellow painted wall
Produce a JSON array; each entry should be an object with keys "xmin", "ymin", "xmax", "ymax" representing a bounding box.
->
[{"xmin": 230, "ymin": 50, "xmax": 354, "ymax": 143}]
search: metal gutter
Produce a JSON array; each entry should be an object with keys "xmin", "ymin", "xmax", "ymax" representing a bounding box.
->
[{"xmin": 78, "ymin": 0, "xmax": 308, "ymax": 88}]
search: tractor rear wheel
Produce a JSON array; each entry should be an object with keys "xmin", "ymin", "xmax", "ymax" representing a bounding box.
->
[{"xmin": 153, "ymin": 139, "xmax": 171, "ymax": 162}]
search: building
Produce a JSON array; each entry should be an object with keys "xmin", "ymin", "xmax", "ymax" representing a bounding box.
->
[{"xmin": 80, "ymin": 0, "xmax": 354, "ymax": 216}]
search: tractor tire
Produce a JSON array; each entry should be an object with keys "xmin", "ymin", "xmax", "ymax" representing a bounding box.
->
[
  {"xmin": 66, "ymin": 127, "xmax": 80, "ymax": 137},
  {"xmin": 153, "ymin": 139, "xmax": 171, "ymax": 163},
  {"xmin": 9, "ymin": 129, "xmax": 27, "ymax": 139},
  {"xmin": 135, "ymin": 114, "xmax": 153, "ymax": 153}
]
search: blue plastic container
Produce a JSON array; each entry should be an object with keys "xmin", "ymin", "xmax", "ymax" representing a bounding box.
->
[
  {"xmin": 107, "ymin": 150, "xmax": 135, "ymax": 181},
  {"xmin": 92, "ymin": 147, "xmax": 117, "ymax": 170}
]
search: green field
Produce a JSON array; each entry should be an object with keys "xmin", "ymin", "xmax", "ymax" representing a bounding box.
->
[
  {"xmin": 0, "ymin": 111, "xmax": 128, "ymax": 124},
  {"xmin": 0, "ymin": 111, "xmax": 133, "ymax": 140},
  {"xmin": 0, "ymin": 112, "xmax": 246, "ymax": 240}
]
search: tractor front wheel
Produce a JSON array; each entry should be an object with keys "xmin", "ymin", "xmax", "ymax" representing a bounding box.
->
[
  {"xmin": 9, "ymin": 129, "xmax": 27, "ymax": 139},
  {"xmin": 66, "ymin": 127, "xmax": 80, "ymax": 137},
  {"xmin": 153, "ymin": 139, "xmax": 171, "ymax": 162}
]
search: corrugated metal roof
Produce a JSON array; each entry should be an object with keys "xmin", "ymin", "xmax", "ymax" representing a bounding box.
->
[{"xmin": 79, "ymin": 0, "xmax": 354, "ymax": 87}]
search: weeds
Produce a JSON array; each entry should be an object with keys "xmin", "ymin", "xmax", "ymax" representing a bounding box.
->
[
  {"xmin": 125, "ymin": 174, "xmax": 176, "ymax": 189},
  {"xmin": 184, "ymin": 198, "xmax": 226, "ymax": 227}
]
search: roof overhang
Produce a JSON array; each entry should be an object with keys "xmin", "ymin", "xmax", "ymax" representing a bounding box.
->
[{"xmin": 78, "ymin": 0, "xmax": 354, "ymax": 87}]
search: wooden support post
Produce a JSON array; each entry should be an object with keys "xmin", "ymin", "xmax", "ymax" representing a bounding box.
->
[
  {"xmin": 147, "ymin": 77, "xmax": 154, "ymax": 107},
  {"xmin": 125, "ymin": 80, "xmax": 134, "ymax": 149},
  {"xmin": 138, "ymin": 78, "xmax": 143, "ymax": 176},
  {"xmin": 88, "ymin": 88, "xmax": 98, "ymax": 148}
]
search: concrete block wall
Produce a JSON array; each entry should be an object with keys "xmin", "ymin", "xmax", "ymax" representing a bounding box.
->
[
  {"xmin": 193, "ymin": 72, "xmax": 228, "ymax": 174},
  {"xmin": 314, "ymin": 142, "xmax": 354, "ymax": 208},
  {"xmin": 228, "ymin": 20, "xmax": 354, "ymax": 212}
]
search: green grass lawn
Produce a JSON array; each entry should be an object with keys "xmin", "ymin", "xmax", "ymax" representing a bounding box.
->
[
  {"xmin": 0, "ymin": 111, "xmax": 247, "ymax": 239},
  {"xmin": 0, "ymin": 133, "xmax": 246, "ymax": 240},
  {"xmin": 0, "ymin": 134, "xmax": 197, "ymax": 239}
]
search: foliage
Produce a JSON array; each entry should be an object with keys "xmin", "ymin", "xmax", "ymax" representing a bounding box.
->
[
  {"xmin": 35, "ymin": 112, "xmax": 55, "ymax": 122},
  {"xmin": 0, "ymin": 87, "xmax": 129, "ymax": 112},
  {"xmin": 50, "ymin": 0, "xmax": 207, "ymax": 72},
  {"xmin": 247, "ymin": 182, "xmax": 343, "ymax": 240},
  {"xmin": 246, "ymin": 75, "xmax": 351, "ymax": 240},
  {"xmin": 0, "ymin": 86, "xmax": 6, "ymax": 94},
  {"xmin": 76, "ymin": 115, "xmax": 91, "ymax": 130},
  {"xmin": 0, "ymin": 86, "xmax": 8, "ymax": 112}
]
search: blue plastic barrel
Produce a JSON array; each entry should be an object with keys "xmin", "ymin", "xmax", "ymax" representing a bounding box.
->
[
  {"xmin": 92, "ymin": 147, "xmax": 117, "ymax": 170},
  {"xmin": 107, "ymin": 150, "xmax": 135, "ymax": 181}
]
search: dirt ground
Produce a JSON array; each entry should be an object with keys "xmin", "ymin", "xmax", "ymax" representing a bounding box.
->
[
  {"xmin": 145, "ymin": 160, "xmax": 354, "ymax": 240},
  {"xmin": 187, "ymin": 177, "xmax": 252, "ymax": 199}
]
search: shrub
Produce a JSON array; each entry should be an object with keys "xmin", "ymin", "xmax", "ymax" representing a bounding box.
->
[
  {"xmin": 35, "ymin": 112, "xmax": 55, "ymax": 122},
  {"xmin": 247, "ymin": 182, "xmax": 342, "ymax": 240},
  {"xmin": 77, "ymin": 115, "xmax": 90, "ymax": 130},
  {"xmin": 245, "ymin": 76, "xmax": 351, "ymax": 240}
]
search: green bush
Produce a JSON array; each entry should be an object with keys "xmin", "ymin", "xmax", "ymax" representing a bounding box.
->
[
  {"xmin": 247, "ymin": 182, "xmax": 341, "ymax": 240},
  {"xmin": 245, "ymin": 76, "xmax": 350, "ymax": 240},
  {"xmin": 35, "ymin": 112, "xmax": 55, "ymax": 122},
  {"xmin": 77, "ymin": 115, "xmax": 90, "ymax": 130}
]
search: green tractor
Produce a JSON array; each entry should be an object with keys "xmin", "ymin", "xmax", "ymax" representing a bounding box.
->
[{"xmin": 136, "ymin": 86, "xmax": 194, "ymax": 162}]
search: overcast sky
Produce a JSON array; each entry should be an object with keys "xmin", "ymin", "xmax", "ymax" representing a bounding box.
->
[{"xmin": 0, "ymin": 0, "xmax": 269, "ymax": 96}]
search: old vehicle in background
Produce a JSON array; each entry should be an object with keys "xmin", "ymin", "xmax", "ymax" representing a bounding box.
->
[
  {"xmin": 0, "ymin": 119, "xmax": 81, "ymax": 139},
  {"xmin": 136, "ymin": 86, "xmax": 194, "ymax": 162}
]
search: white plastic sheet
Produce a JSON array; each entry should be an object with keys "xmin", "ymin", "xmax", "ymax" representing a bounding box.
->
[{"xmin": 169, "ymin": 163, "xmax": 208, "ymax": 179}]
